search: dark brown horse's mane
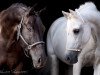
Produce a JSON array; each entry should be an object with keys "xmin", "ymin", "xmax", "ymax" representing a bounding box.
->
[
  {"xmin": 0, "ymin": 3, "xmax": 31, "ymax": 48},
  {"xmin": 0, "ymin": 3, "xmax": 30, "ymax": 40}
]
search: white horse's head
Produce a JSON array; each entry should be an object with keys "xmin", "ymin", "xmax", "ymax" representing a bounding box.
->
[{"xmin": 62, "ymin": 9, "xmax": 96, "ymax": 64}]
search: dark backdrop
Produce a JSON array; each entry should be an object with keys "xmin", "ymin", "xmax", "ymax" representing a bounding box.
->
[
  {"xmin": 0, "ymin": 0, "xmax": 100, "ymax": 30},
  {"xmin": 0, "ymin": 0, "xmax": 100, "ymax": 29},
  {"xmin": 0, "ymin": 0, "xmax": 99, "ymax": 75}
]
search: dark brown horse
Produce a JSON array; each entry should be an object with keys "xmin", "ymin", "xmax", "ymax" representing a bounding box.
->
[{"xmin": 0, "ymin": 3, "xmax": 46, "ymax": 75}]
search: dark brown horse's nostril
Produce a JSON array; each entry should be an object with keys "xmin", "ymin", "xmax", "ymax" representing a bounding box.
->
[{"xmin": 38, "ymin": 58, "xmax": 42, "ymax": 63}]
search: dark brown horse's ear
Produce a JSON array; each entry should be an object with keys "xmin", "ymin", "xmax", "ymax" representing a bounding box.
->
[
  {"xmin": 38, "ymin": 7, "xmax": 46, "ymax": 14},
  {"xmin": 28, "ymin": 3, "xmax": 38, "ymax": 15},
  {"xmin": 28, "ymin": 7, "xmax": 36, "ymax": 16}
]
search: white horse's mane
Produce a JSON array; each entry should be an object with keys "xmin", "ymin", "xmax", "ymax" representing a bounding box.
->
[
  {"xmin": 75, "ymin": 1, "xmax": 100, "ymax": 50},
  {"xmin": 74, "ymin": 1, "xmax": 100, "ymax": 25},
  {"xmin": 77, "ymin": 2, "xmax": 97, "ymax": 11},
  {"xmin": 66, "ymin": 2, "xmax": 99, "ymax": 24}
]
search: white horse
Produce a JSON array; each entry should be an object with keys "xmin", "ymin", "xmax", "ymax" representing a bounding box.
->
[{"xmin": 47, "ymin": 2, "xmax": 100, "ymax": 75}]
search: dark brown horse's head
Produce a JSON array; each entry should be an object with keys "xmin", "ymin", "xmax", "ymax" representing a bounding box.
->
[
  {"xmin": 18, "ymin": 8, "xmax": 47, "ymax": 69},
  {"xmin": 0, "ymin": 3, "xmax": 46, "ymax": 69}
]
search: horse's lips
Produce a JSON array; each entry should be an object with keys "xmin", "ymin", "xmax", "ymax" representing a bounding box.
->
[
  {"xmin": 69, "ymin": 58, "xmax": 78, "ymax": 64},
  {"xmin": 65, "ymin": 58, "xmax": 78, "ymax": 65}
]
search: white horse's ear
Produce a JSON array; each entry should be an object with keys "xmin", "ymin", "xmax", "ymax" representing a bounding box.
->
[
  {"xmin": 69, "ymin": 9, "xmax": 74, "ymax": 14},
  {"xmin": 69, "ymin": 9, "xmax": 77, "ymax": 17},
  {"xmin": 62, "ymin": 11, "xmax": 69, "ymax": 18}
]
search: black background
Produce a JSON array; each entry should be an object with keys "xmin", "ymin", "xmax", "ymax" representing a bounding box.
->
[
  {"xmin": 0, "ymin": 0, "xmax": 100, "ymax": 30},
  {"xmin": 0, "ymin": 0, "xmax": 98, "ymax": 75}
]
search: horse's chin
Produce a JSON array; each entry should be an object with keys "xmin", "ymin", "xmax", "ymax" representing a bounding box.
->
[
  {"xmin": 69, "ymin": 59, "xmax": 78, "ymax": 65},
  {"xmin": 33, "ymin": 58, "xmax": 47, "ymax": 69},
  {"xmin": 33, "ymin": 63, "xmax": 44, "ymax": 69},
  {"xmin": 33, "ymin": 63, "xmax": 42, "ymax": 69},
  {"xmin": 65, "ymin": 59, "xmax": 78, "ymax": 65}
]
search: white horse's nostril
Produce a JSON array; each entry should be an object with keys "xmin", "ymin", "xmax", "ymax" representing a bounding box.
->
[{"xmin": 66, "ymin": 55, "xmax": 71, "ymax": 62}]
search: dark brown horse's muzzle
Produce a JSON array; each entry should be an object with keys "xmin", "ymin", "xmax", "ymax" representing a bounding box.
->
[{"xmin": 33, "ymin": 56, "xmax": 47, "ymax": 69}]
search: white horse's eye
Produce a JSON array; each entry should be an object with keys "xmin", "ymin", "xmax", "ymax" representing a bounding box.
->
[{"xmin": 73, "ymin": 29, "xmax": 80, "ymax": 34}]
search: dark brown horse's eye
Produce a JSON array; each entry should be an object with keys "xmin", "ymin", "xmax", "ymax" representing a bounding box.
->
[
  {"xmin": 73, "ymin": 29, "xmax": 80, "ymax": 34},
  {"xmin": 27, "ymin": 27, "xmax": 32, "ymax": 32}
]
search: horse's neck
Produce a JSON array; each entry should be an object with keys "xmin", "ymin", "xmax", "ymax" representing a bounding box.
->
[
  {"xmin": 0, "ymin": 26, "xmax": 5, "ymax": 44},
  {"xmin": 0, "ymin": 26, "xmax": 7, "ymax": 52}
]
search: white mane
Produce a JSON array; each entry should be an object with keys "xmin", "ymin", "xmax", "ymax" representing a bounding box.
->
[
  {"xmin": 75, "ymin": 1, "xmax": 100, "ymax": 49},
  {"xmin": 75, "ymin": 2, "xmax": 100, "ymax": 24},
  {"xmin": 77, "ymin": 2, "xmax": 97, "ymax": 11}
]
